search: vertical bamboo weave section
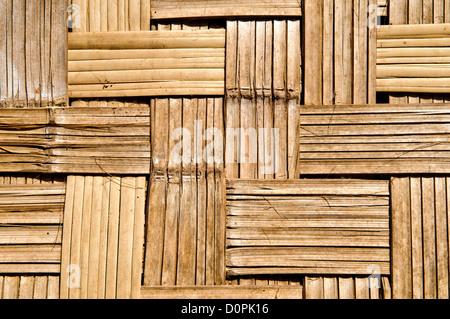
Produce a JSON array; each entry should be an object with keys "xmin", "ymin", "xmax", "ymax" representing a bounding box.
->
[
  {"xmin": 143, "ymin": 21, "xmax": 227, "ymax": 287},
  {"xmin": 388, "ymin": 0, "xmax": 450, "ymax": 103}
]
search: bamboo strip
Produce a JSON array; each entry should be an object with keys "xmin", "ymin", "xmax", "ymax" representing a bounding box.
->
[{"xmin": 410, "ymin": 177, "xmax": 424, "ymax": 299}]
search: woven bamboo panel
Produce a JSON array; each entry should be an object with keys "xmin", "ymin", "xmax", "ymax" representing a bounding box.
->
[
  {"xmin": 0, "ymin": 175, "xmax": 65, "ymax": 275},
  {"xmin": 68, "ymin": 29, "xmax": 225, "ymax": 98},
  {"xmin": 391, "ymin": 176, "xmax": 450, "ymax": 299},
  {"xmin": 60, "ymin": 175, "xmax": 146, "ymax": 299},
  {"xmin": 0, "ymin": 106, "xmax": 150, "ymax": 175},
  {"xmin": 0, "ymin": 275, "xmax": 59, "ymax": 299},
  {"xmin": 299, "ymin": 103, "xmax": 450, "ymax": 175},
  {"xmin": 0, "ymin": 0, "xmax": 67, "ymax": 107},
  {"xmin": 226, "ymin": 179, "xmax": 390, "ymax": 276},
  {"xmin": 377, "ymin": 23, "xmax": 450, "ymax": 93},
  {"xmin": 141, "ymin": 285, "xmax": 303, "ymax": 299}
]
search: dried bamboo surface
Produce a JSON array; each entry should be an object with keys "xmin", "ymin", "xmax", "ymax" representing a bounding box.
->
[
  {"xmin": 388, "ymin": 0, "xmax": 450, "ymax": 101},
  {"xmin": 142, "ymin": 21, "xmax": 227, "ymax": 287},
  {"xmin": 0, "ymin": 0, "xmax": 67, "ymax": 107},
  {"xmin": 377, "ymin": 23, "xmax": 450, "ymax": 93},
  {"xmin": 0, "ymin": 275, "xmax": 59, "ymax": 299},
  {"xmin": 68, "ymin": 29, "xmax": 225, "ymax": 97},
  {"xmin": 150, "ymin": 0, "xmax": 302, "ymax": 19},
  {"xmin": 391, "ymin": 176, "xmax": 450, "ymax": 299},
  {"xmin": 0, "ymin": 175, "xmax": 65, "ymax": 275},
  {"xmin": 144, "ymin": 96, "xmax": 226, "ymax": 286},
  {"xmin": 60, "ymin": 175, "xmax": 146, "ymax": 299},
  {"xmin": 0, "ymin": 105, "xmax": 150, "ymax": 175},
  {"xmin": 303, "ymin": 0, "xmax": 378, "ymax": 105},
  {"xmin": 226, "ymin": 179, "xmax": 390, "ymax": 276},
  {"xmin": 303, "ymin": 275, "xmax": 391, "ymax": 299},
  {"xmin": 70, "ymin": 0, "xmax": 151, "ymax": 32},
  {"xmin": 141, "ymin": 285, "xmax": 303, "ymax": 299},
  {"xmin": 225, "ymin": 19, "xmax": 301, "ymax": 180},
  {"xmin": 299, "ymin": 103, "xmax": 450, "ymax": 175}
]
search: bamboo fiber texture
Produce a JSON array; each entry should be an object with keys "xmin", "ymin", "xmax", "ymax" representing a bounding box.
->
[
  {"xmin": 67, "ymin": 29, "xmax": 225, "ymax": 98},
  {"xmin": 299, "ymin": 103, "xmax": 450, "ymax": 175},
  {"xmin": 387, "ymin": 0, "xmax": 450, "ymax": 103},
  {"xmin": 225, "ymin": 19, "xmax": 301, "ymax": 180},
  {"xmin": 0, "ymin": 275, "xmax": 60, "ymax": 299},
  {"xmin": 226, "ymin": 179, "xmax": 390, "ymax": 277},
  {"xmin": 0, "ymin": 175, "xmax": 65, "ymax": 275},
  {"xmin": 376, "ymin": 23, "xmax": 450, "ymax": 93},
  {"xmin": 143, "ymin": 21, "xmax": 227, "ymax": 287},
  {"xmin": 0, "ymin": 0, "xmax": 67, "ymax": 107},
  {"xmin": 60, "ymin": 175, "xmax": 147, "ymax": 299},
  {"xmin": 303, "ymin": 0, "xmax": 378, "ymax": 105},
  {"xmin": 0, "ymin": 106, "xmax": 151, "ymax": 175},
  {"xmin": 150, "ymin": 0, "xmax": 302, "ymax": 19},
  {"xmin": 391, "ymin": 176, "xmax": 450, "ymax": 299}
]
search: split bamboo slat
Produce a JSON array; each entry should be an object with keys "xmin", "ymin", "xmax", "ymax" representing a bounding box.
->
[
  {"xmin": 0, "ymin": 0, "xmax": 67, "ymax": 107},
  {"xmin": 303, "ymin": 0, "xmax": 378, "ymax": 105},
  {"xmin": 140, "ymin": 285, "xmax": 303, "ymax": 299},
  {"xmin": 69, "ymin": 0, "xmax": 151, "ymax": 32},
  {"xmin": 0, "ymin": 275, "xmax": 60, "ymax": 299},
  {"xmin": 226, "ymin": 179, "xmax": 390, "ymax": 277},
  {"xmin": 225, "ymin": 19, "xmax": 301, "ymax": 180},
  {"xmin": 391, "ymin": 176, "xmax": 450, "ymax": 299},
  {"xmin": 60, "ymin": 175, "xmax": 146, "ymax": 299},
  {"xmin": 376, "ymin": 23, "xmax": 450, "ymax": 93},
  {"xmin": 0, "ymin": 176, "xmax": 65, "ymax": 275},
  {"xmin": 299, "ymin": 103, "xmax": 450, "ymax": 175},
  {"xmin": 150, "ymin": 0, "xmax": 302, "ymax": 19},
  {"xmin": 0, "ymin": 106, "xmax": 150, "ymax": 175},
  {"xmin": 68, "ymin": 29, "xmax": 225, "ymax": 98}
]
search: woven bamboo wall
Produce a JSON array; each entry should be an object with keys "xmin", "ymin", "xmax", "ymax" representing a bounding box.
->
[{"xmin": 1, "ymin": 0, "xmax": 450, "ymax": 300}]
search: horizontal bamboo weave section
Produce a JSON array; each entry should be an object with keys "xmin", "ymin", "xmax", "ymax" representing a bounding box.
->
[
  {"xmin": 0, "ymin": 176, "xmax": 65, "ymax": 274},
  {"xmin": 150, "ymin": 0, "xmax": 302, "ymax": 19},
  {"xmin": 377, "ymin": 23, "xmax": 450, "ymax": 93},
  {"xmin": 299, "ymin": 103, "xmax": 450, "ymax": 175},
  {"xmin": 0, "ymin": 107, "xmax": 150, "ymax": 175},
  {"xmin": 68, "ymin": 30, "xmax": 225, "ymax": 97},
  {"xmin": 226, "ymin": 179, "xmax": 390, "ymax": 276}
]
